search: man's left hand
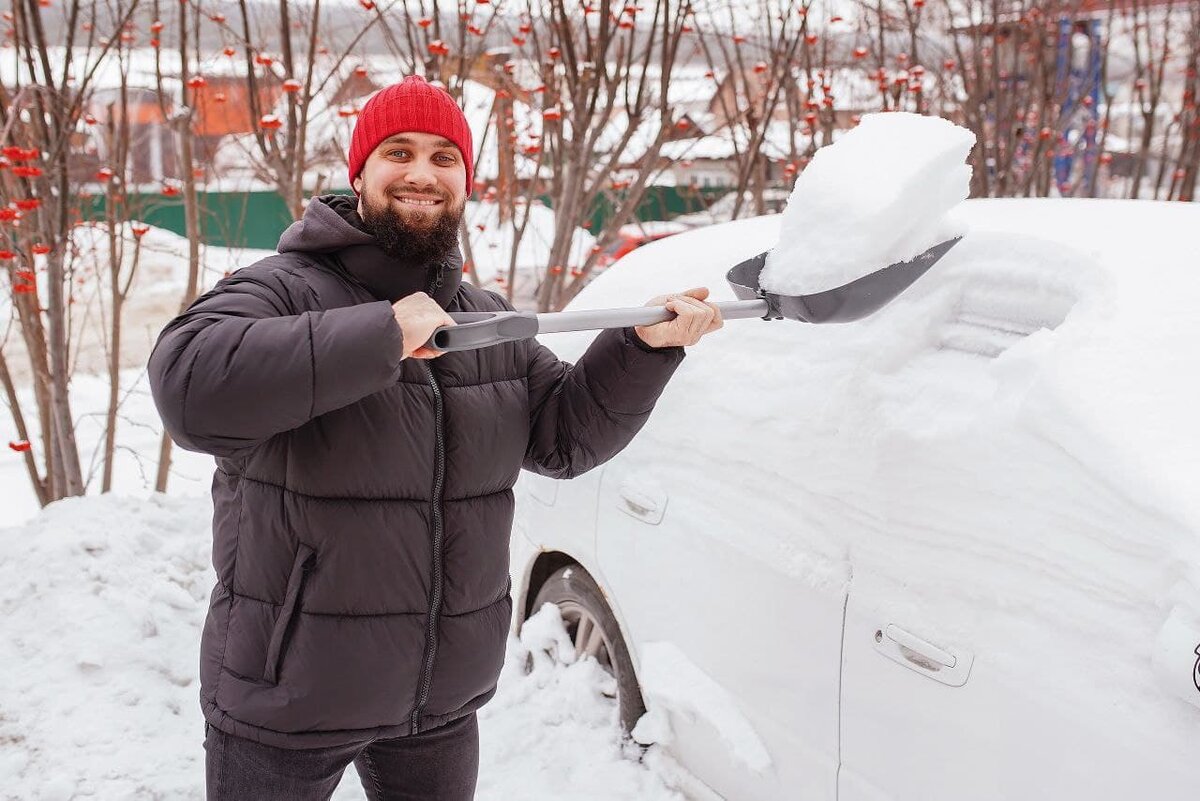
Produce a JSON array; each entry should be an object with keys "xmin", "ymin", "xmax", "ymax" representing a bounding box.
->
[{"xmin": 633, "ymin": 287, "xmax": 724, "ymax": 349}]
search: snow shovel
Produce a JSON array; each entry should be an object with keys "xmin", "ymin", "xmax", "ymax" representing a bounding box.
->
[{"xmin": 424, "ymin": 236, "xmax": 961, "ymax": 353}]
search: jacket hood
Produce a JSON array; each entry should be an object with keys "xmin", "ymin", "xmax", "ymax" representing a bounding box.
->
[{"xmin": 277, "ymin": 193, "xmax": 462, "ymax": 307}]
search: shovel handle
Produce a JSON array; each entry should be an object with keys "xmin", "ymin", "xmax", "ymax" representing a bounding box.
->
[
  {"xmin": 535, "ymin": 299, "xmax": 771, "ymax": 332},
  {"xmin": 425, "ymin": 299, "xmax": 771, "ymax": 353}
]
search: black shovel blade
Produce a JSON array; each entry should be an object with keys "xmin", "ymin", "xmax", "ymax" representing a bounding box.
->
[{"xmin": 726, "ymin": 236, "xmax": 962, "ymax": 323}]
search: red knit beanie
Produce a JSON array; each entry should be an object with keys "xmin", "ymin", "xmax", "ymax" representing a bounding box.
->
[{"xmin": 347, "ymin": 75, "xmax": 474, "ymax": 196}]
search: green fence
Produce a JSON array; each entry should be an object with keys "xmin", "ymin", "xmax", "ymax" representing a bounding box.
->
[
  {"xmin": 81, "ymin": 185, "xmax": 728, "ymax": 250},
  {"xmin": 565, "ymin": 184, "xmax": 728, "ymax": 234},
  {"xmin": 82, "ymin": 190, "xmax": 304, "ymax": 250}
]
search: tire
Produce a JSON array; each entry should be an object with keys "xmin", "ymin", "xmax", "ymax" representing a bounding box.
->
[{"xmin": 529, "ymin": 564, "xmax": 646, "ymax": 736}]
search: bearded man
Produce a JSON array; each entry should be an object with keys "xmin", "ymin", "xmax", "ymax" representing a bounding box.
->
[{"xmin": 148, "ymin": 74, "xmax": 722, "ymax": 800}]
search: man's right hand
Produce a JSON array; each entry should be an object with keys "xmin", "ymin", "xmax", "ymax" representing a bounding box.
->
[{"xmin": 391, "ymin": 292, "xmax": 456, "ymax": 360}]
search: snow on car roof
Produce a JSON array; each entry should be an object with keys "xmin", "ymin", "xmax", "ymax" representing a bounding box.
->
[{"xmin": 544, "ymin": 197, "xmax": 1200, "ymax": 536}]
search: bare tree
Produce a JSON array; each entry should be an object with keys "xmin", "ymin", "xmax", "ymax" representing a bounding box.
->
[
  {"xmin": 93, "ymin": 39, "xmax": 144, "ymax": 493},
  {"xmin": 1167, "ymin": 1, "xmax": 1200, "ymax": 199},
  {"xmin": 1, "ymin": 0, "xmax": 143, "ymax": 506},
  {"xmin": 1123, "ymin": 0, "xmax": 1178, "ymax": 197},
  {"xmin": 520, "ymin": 0, "xmax": 695, "ymax": 311},
  {"xmin": 143, "ymin": 0, "xmax": 206, "ymax": 493},
  {"xmin": 699, "ymin": 1, "xmax": 807, "ymax": 220}
]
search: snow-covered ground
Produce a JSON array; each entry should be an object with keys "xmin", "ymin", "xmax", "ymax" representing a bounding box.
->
[{"xmin": 0, "ymin": 484, "xmax": 689, "ymax": 799}]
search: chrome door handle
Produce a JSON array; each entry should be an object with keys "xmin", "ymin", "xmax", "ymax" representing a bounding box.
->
[
  {"xmin": 873, "ymin": 623, "xmax": 973, "ymax": 687},
  {"xmin": 616, "ymin": 479, "xmax": 666, "ymax": 525}
]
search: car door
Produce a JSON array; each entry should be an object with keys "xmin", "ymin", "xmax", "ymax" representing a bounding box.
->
[
  {"xmin": 594, "ymin": 430, "xmax": 848, "ymax": 800},
  {"xmin": 837, "ymin": 425, "xmax": 1200, "ymax": 801}
]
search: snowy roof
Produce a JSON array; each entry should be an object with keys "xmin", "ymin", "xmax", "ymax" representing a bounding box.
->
[
  {"xmin": 0, "ymin": 46, "xmax": 185, "ymax": 94},
  {"xmin": 659, "ymin": 118, "xmax": 805, "ymax": 161}
]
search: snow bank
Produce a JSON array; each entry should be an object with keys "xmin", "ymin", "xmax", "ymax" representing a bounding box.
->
[
  {"xmin": 760, "ymin": 112, "xmax": 975, "ymax": 296},
  {"xmin": 0, "ymin": 496, "xmax": 685, "ymax": 799},
  {"xmin": 0, "ymin": 369, "xmax": 217, "ymax": 529},
  {"xmin": 0, "ymin": 494, "xmax": 211, "ymax": 800},
  {"xmin": 478, "ymin": 604, "xmax": 685, "ymax": 800},
  {"xmin": 631, "ymin": 641, "xmax": 772, "ymax": 774}
]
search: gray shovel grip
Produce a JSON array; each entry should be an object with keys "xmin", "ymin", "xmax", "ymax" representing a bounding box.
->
[
  {"xmin": 425, "ymin": 299, "xmax": 770, "ymax": 353},
  {"xmin": 426, "ymin": 311, "xmax": 540, "ymax": 353}
]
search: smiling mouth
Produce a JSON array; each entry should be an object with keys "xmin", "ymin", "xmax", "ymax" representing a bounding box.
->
[{"xmin": 394, "ymin": 195, "xmax": 443, "ymax": 207}]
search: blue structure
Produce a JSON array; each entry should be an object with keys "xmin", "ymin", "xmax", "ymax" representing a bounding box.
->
[{"xmin": 1054, "ymin": 16, "xmax": 1104, "ymax": 195}]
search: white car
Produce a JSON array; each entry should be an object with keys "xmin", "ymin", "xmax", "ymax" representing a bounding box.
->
[{"xmin": 508, "ymin": 198, "xmax": 1200, "ymax": 801}]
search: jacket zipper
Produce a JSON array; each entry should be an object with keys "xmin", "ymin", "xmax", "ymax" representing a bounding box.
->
[{"xmin": 411, "ymin": 264, "xmax": 448, "ymax": 735}]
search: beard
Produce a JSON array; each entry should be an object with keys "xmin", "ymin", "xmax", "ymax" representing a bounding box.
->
[{"xmin": 358, "ymin": 185, "xmax": 464, "ymax": 267}]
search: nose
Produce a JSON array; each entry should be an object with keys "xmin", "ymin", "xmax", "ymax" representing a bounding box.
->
[{"xmin": 403, "ymin": 161, "xmax": 438, "ymax": 193}]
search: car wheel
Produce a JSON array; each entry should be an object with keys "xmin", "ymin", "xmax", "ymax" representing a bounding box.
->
[{"xmin": 529, "ymin": 564, "xmax": 646, "ymax": 736}]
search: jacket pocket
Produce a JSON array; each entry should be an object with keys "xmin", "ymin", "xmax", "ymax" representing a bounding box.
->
[{"xmin": 263, "ymin": 542, "xmax": 316, "ymax": 684}]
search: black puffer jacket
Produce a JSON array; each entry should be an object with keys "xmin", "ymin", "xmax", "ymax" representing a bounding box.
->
[{"xmin": 147, "ymin": 194, "xmax": 685, "ymax": 748}]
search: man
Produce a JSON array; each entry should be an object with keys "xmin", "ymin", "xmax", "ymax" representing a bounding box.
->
[{"xmin": 148, "ymin": 74, "xmax": 722, "ymax": 800}]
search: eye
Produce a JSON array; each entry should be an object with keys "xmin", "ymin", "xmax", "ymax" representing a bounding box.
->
[{"xmin": 436, "ymin": 153, "xmax": 455, "ymax": 164}]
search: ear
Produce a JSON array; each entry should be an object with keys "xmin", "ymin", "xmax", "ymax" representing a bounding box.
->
[{"xmin": 353, "ymin": 176, "xmax": 362, "ymax": 193}]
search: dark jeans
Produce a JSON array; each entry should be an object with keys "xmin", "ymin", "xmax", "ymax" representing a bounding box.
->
[{"xmin": 203, "ymin": 714, "xmax": 479, "ymax": 800}]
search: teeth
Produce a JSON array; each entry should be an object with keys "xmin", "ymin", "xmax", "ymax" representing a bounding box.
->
[{"xmin": 398, "ymin": 197, "xmax": 439, "ymax": 206}]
